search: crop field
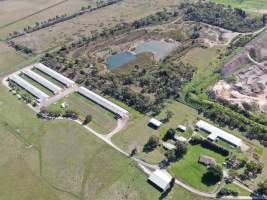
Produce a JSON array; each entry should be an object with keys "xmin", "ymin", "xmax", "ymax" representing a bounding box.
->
[
  {"xmin": 0, "ymin": 0, "xmax": 96, "ymax": 39},
  {"xmin": 209, "ymin": 0, "xmax": 267, "ymax": 13},
  {"xmin": 0, "ymin": 84, "xmax": 208, "ymax": 200},
  {"xmin": 11, "ymin": 0, "xmax": 184, "ymax": 53},
  {"xmin": 46, "ymin": 93, "xmax": 118, "ymax": 134},
  {"xmin": 169, "ymin": 144, "xmax": 227, "ymax": 192}
]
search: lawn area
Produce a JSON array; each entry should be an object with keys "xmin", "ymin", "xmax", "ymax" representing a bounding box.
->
[
  {"xmin": 112, "ymin": 100, "xmax": 198, "ymax": 153},
  {"xmin": 209, "ymin": 0, "xmax": 267, "ymax": 12},
  {"xmin": 0, "ymin": 85, "xmax": 209, "ymax": 200},
  {"xmin": 46, "ymin": 92, "xmax": 117, "ymax": 134},
  {"xmin": 169, "ymin": 144, "xmax": 227, "ymax": 192},
  {"xmin": 224, "ymin": 183, "xmax": 251, "ymax": 196}
]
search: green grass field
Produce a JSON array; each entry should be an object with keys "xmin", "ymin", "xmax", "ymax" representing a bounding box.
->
[
  {"xmin": 224, "ymin": 183, "xmax": 251, "ymax": 196},
  {"xmin": 0, "ymin": 84, "xmax": 210, "ymax": 200},
  {"xmin": 209, "ymin": 0, "xmax": 267, "ymax": 12},
  {"xmin": 169, "ymin": 144, "xmax": 227, "ymax": 192}
]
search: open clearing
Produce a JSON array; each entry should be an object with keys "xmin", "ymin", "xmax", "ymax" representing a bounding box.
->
[
  {"xmin": 0, "ymin": 42, "xmax": 29, "ymax": 78},
  {"xmin": 11, "ymin": 0, "xmax": 184, "ymax": 53},
  {"xmin": 209, "ymin": 0, "xmax": 267, "ymax": 13},
  {"xmin": 0, "ymin": 0, "xmax": 96, "ymax": 39},
  {"xmin": 0, "ymin": 84, "xmax": 208, "ymax": 200}
]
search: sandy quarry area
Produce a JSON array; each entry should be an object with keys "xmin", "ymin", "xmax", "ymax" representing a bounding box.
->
[{"xmin": 212, "ymin": 66, "xmax": 267, "ymax": 113}]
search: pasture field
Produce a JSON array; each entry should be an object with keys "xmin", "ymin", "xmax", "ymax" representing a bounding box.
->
[
  {"xmin": 112, "ymin": 100, "xmax": 198, "ymax": 156},
  {"xmin": 0, "ymin": 84, "xmax": 208, "ymax": 200},
  {"xmin": 169, "ymin": 144, "xmax": 227, "ymax": 192},
  {"xmin": 0, "ymin": 0, "xmax": 96, "ymax": 39},
  {"xmin": 11, "ymin": 0, "xmax": 184, "ymax": 53},
  {"xmin": 46, "ymin": 93, "xmax": 118, "ymax": 134},
  {"xmin": 181, "ymin": 47, "xmax": 220, "ymax": 98},
  {"xmin": 209, "ymin": 0, "xmax": 267, "ymax": 13},
  {"xmin": 0, "ymin": 42, "xmax": 30, "ymax": 78}
]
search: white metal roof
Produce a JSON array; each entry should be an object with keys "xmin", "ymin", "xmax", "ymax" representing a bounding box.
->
[
  {"xmin": 22, "ymin": 69, "xmax": 62, "ymax": 94},
  {"xmin": 148, "ymin": 169, "xmax": 172, "ymax": 191},
  {"xmin": 77, "ymin": 87, "xmax": 129, "ymax": 117},
  {"xmin": 149, "ymin": 118, "xmax": 162, "ymax": 127},
  {"xmin": 174, "ymin": 135, "xmax": 187, "ymax": 142},
  {"xmin": 34, "ymin": 63, "xmax": 75, "ymax": 87},
  {"xmin": 8, "ymin": 74, "xmax": 49, "ymax": 102},
  {"xmin": 162, "ymin": 142, "xmax": 176, "ymax": 150},
  {"xmin": 196, "ymin": 120, "xmax": 242, "ymax": 147},
  {"xmin": 177, "ymin": 125, "xmax": 187, "ymax": 131}
]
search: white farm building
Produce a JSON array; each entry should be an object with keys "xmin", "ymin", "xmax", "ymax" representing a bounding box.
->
[
  {"xmin": 22, "ymin": 69, "xmax": 62, "ymax": 94},
  {"xmin": 77, "ymin": 87, "xmax": 129, "ymax": 118},
  {"xmin": 148, "ymin": 169, "xmax": 173, "ymax": 192},
  {"xmin": 34, "ymin": 63, "xmax": 75, "ymax": 87},
  {"xmin": 196, "ymin": 120, "xmax": 242, "ymax": 147},
  {"xmin": 8, "ymin": 74, "xmax": 49, "ymax": 103}
]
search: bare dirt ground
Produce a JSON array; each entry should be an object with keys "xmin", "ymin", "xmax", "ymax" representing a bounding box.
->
[{"xmin": 213, "ymin": 27, "xmax": 267, "ymax": 113}]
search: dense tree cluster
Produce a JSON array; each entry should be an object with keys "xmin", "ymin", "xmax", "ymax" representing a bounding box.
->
[
  {"xmin": 181, "ymin": 2, "xmax": 265, "ymax": 32},
  {"xmin": 202, "ymin": 164, "xmax": 223, "ymax": 184},
  {"xmin": 165, "ymin": 141, "xmax": 188, "ymax": 162},
  {"xmin": 42, "ymin": 53, "xmax": 195, "ymax": 114}
]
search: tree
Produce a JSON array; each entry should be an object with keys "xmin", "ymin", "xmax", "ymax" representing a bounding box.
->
[
  {"xmin": 163, "ymin": 128, "xmax": 176, "ymax": 141},
  {"xmin": 258, "ymin": 179, "xmax": 267, "ymax": 196},
  {"xmin": 165, "ymin": 149, "xmax": 177, "ymax": 162},
  {"xmin": 130, "ymin": 147, "xmax": 137, "ymax": 157},
  {"xmin": 175, "ymin": 141, "xmax": 187, "ymax": 158},
  {"xmin": 143, "ymin": 135, "xmax": 159, "ymax": 152},
  {"xmin": 83, "ymin": 114, "xmax": 92, "ymax": 124},
  {"xmin": 244, "ymin": 161, "xmax": 263, "ymax": 178},
  {"xmin": 204, "ymin": 165, "xmax": 223, "ymax": 184}
]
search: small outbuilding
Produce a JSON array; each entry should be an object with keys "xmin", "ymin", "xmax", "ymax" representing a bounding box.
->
[
  {"xmin": 177, "ymin": 125, "xmax": 187, "ymax": 132},
  {"xmin": 198, "ymin": 155, "xmax": 216, "ymax": 166},
  {"xmin": 174, "ymin": 135, "xmax": 187, "ymax": 142},
  {"xmin": 162, "ymin": 142, "xmax": 176, "ymax": 150},
  {"xmin": 148, "ymin": 118, "xmax": 162, "ymax": 129},
  {"xmin": 148, "ymin": 169, "xmax": 173, "ymax": 192}
]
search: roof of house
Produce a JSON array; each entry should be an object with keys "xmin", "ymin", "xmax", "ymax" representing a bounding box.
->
[
  {"xmin": 162, "ymin": 142, "xmax": 176, "ymax": 150},
  {"xmin": 8, "ymin": 74, "xmax": 49, "ymax": 102},
  {"xmin": 196, "ymin": 120, "xmax": 242, "ymax": 147},
  {"xmin": 149, "ymin": 118, "xmax": 162, "ymax": 127},
  {"xmin": 77, "ymin": 87, "xmax": 129, "ymax": 117},
  {"xmin": 34, "ymin": 63, "xmax": 75, "ymax": 87},
  {"xmin": 148, "ymin": 169, "xmax": 172, "ymax": 191},
  {"xmin": 199, "ymin": 155, "xmax": 216, "ymax": 166}
]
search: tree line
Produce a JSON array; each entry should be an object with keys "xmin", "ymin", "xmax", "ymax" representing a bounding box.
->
[{"xmin": 181, "ymin": 2, "xmax": 266, "ymax": 33}]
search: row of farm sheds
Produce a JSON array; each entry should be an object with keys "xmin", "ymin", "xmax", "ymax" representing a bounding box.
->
[{"xmin": 8, "ymin": 63, "xmax": 129, "ymax": 118}]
